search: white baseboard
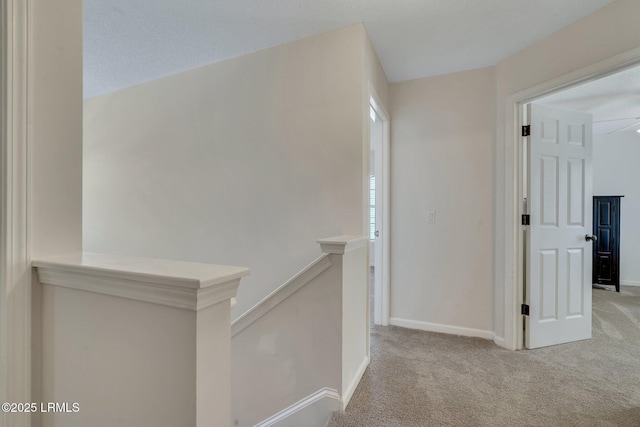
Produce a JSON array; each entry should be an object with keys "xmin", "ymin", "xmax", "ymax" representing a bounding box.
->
[
  {"xmin": 621, "ymin": 280, "xmax": 640, "ymax": 287},
  {"xmin": 389, "ymin": 318, "xmax": 493, "ymax": 340},
  {"xmin": 341, "ymin": 356, "xmax": 369, "ymax": 410},
  {"xmin": 493, "ymin": 334, "xmax": 505, "ymax": 347},
  {"xmin": 256, "ymin": 387, "xmax": 341, "ymax": 427}
]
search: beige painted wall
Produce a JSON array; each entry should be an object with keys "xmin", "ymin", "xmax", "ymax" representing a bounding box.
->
[
  {"xmin": 83, "ymin": 25, "xmax": 367, "ymax": 319},
  {"xmin": 389, "ymin": 67, "xmax": 495, "ymax": 335},
  {"xmin": 494, "ymin": 0, "xmax": 640, "ymax": 341}
]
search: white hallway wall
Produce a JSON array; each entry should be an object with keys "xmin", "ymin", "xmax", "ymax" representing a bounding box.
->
[
  {"xmin": 593, "ymin": 131, "xmax": 640, "ymax": 285},
  {"xmin": 83, "ymin": 24, "xmax": 374, "ymax": 319},
  {"xmin": 389, "ymin": 67, "xmax": 495, "ymax": 337}
]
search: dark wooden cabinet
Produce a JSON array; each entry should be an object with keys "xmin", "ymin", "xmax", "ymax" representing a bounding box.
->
[{"xmin": 592, "ymin": 196, "xmax": 623, "ymax": 292}]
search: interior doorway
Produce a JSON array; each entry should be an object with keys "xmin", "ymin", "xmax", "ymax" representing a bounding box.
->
[
  {"xmin": 518, "ymin": 64, "xmax": 640, "ymax": 349},
  {"xmin": 369, "ymin": 90, "xmax": 390, "ymax": 326}
]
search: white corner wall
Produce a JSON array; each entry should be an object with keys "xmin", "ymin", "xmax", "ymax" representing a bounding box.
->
[
  {"xmin": 389, "ymin": 67, "xmax": 495, "ymax": 337},
  {"xmin": 3, "ymin": 0, "xmax": 83, "ymax": 424},
  {"xmin": 362, "ymin": 30, "xmax": 389, "ymax": 110},
  {"xmin": 31, "ymin": 0, "xmax": 83, "ymax": 258},
  {"xmin": 494, "ymin": 0, "xmax": 640, "ymax": 345},
  {"xmin": 83, "ymin": 24, "xmax": 367, "ymax": 319},
  {"xmin": 31, "ymin": 1, "xmax": 84, "ymax": 425},
  {"xmin": 593, "ymin": 131, "xmax": 640, "ymax": 286}
]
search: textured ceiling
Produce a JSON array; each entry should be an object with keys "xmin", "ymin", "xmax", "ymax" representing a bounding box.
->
[
  {"xmin": 84, "ymin": 0, "xmax": 616, "ymax": 99},
  {"xmin": 537, "ymin": 65, "xmax": 640, "ymax": 135}
]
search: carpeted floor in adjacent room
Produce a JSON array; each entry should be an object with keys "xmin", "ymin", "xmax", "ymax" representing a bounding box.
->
[{"xmin": 328, "ymin": 286, "xmax": 640, "ymax": 426}]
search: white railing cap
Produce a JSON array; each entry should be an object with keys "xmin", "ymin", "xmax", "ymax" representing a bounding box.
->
[
  {"xmin": 317, "ymin": 235, "xmax": 367, "ymax": 254},
  {"xmin": 33, "ymin": 252, "xmax": 249, "ymax": 311}
]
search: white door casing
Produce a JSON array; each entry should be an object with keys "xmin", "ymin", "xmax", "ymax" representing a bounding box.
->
[
  {"xmin": 526, "ymin": 104, "xmax": 593, "ymax": 349},
  {"xmin": 371, "ymin": 108, "xmax": 384, "ymax": 325},
  {"xmin": 369, "ymin": 89, "xmax": 390, "ymax": 327}
]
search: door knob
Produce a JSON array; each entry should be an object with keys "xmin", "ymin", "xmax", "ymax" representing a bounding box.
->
[
  {"xmin": 585, "ymin": 234, "xmax": 597, "ymax": 242},
  {"xmin": 375, "ymin": 230, "xmax": 380, "ymax": 237}
]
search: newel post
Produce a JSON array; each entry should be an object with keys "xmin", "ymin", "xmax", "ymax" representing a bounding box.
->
[
  {"xmin": 32, "ymin": 253, "xmax": 249, "ymax": 427},
  {"xmin": 317, "ymin": 235, "xmax": 369, "ymax": 409}
]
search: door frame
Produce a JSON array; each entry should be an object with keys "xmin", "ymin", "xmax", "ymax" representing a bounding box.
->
[
  {"xmin": 1, "ymin": 0, "xmax": 32, "ymax": 422},
  {"xmin": 502, "ymin": 46, "xmax": 640, "ymax": 350},
  {"xmin": 369, "ymin": 86, "xmax": 391, "ymax": 326}
]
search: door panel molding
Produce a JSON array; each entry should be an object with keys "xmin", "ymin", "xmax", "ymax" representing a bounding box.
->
[{"xmin": 526, "ymin": 104, "xmax": 593, "ymax": 349}]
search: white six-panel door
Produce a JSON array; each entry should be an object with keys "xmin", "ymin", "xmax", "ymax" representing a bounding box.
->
[{"xmin": 526, "ymin": 104, "xmax": 593, "ymax": 349}]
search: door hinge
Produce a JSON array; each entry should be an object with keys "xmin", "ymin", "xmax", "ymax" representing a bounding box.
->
[
  {"xmin": 522, "ymin": 125, "xmax": 530, "ymax": 137},
  {"xmin": 521, "ymin": 304, "xmax": 530, "ymax": 316},
  {"xmin": 521, "ymin": 214, "xmax": 530, "ymax": 226}
]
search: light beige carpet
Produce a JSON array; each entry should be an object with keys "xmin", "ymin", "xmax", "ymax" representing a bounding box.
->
[{"xmin": 328, "ymin": 286, "xmax": 640, "ymax": 426}]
